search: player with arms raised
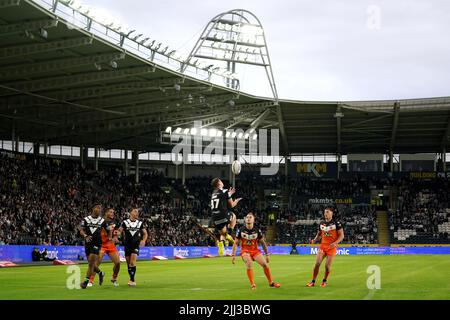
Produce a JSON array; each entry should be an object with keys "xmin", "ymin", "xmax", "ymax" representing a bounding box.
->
[
  {"xmin": 306, "ymin": 207, "xmax": 344, "ymax": 287},
  {"xmin": 210, "ymin": 178, "xmax": 242, "ymax": 256},
  {"xmin": 232, "ymin": 212, "xmax": 281, "ymax": 290}
]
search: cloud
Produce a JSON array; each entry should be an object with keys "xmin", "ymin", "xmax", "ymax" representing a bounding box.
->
[{"xmin": 85, "ymin": 0, "xmax": 450, "ymax": 100}]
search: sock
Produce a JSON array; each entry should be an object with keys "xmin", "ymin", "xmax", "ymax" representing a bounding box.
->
[
  {"xmin": 96, "ymin": 269, "xmax": 102, "ymax": 274},
  {"xmin": 89, "ymin": 275, "xmax": 95, "ymax": 283},
  {"xmin": 217, "ymin": 240, "xmax": 224, "ymax": 256},
  {"xmin": 246, "ymin": 269, "xmax": 255, "ymax": 285},
  {"xmin": 323, "ymin": 269, "xmax": 330, "ymax": 281},
  {"xmin": 112, "ymin": 273, "xmax": 118, "ymax": 280},
  {"xmin": 263, "ymin": 266, "xmax": 273, "ymax": 284},
  {"xmin": 312, "ymin": 265, "xmax": 320, "ymax": 281},
  {"xmin": 129, "ymin": 266, "xmax": 136, "ymax": 282},
  {"xmin": 225, "ymin": 233, "xmax": 234, "ymax": 244}
]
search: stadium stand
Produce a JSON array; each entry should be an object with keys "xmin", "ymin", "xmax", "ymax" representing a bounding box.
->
[
  {"xmin": 0, "ymin": 0, "xmax": 449, "ymax": 250},
  {"xmin": 276, "ymin": 203, "xmax": 378, "ymax": 245},
  {"xmin": 390, "ymin": 178, "xmax": 450, "ymax": 244},
  {"xmin": 0, "ymin": 154, "xmax": 268, "ymax": 246},
  {"xmin": 1, "ymin": 152, "xmax": 449, "ymax": 246},
  {"xmin": 0, "ymin": 154, "xmax": 212, "ymax": 246}
]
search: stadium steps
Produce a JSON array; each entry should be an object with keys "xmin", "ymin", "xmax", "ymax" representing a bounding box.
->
[
  {"xmin": 376, "ymin": 211, "xmax": 391, "ymax": 246},
  {"xmin": 265, "ymin": 225, "xmax": 276, "ymax": 244},
  {"xmin": 282, "ymin": 189, "xmax": 290, "ymax": 209},
  {"xmin": 390, "ymin": 185, "xmax": 399, "ymax": 210},
  {"xmin": 256, "ymin": 185, "xmax": 265, "ymax": 210},
  {"xmin": 256, "ymin": 184, "xmax": 279, "ymax": 243}
]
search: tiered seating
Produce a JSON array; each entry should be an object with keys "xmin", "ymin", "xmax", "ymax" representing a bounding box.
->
[
  {"xmin": 2, "ymin": 152, "xmax": 450, "ymax": 246},
  {"xmin": 438, "ymin": 221, "xmax": 450, "ymax": 234},
  {"xmin": 390, "ymin": 178, "xmax": 450, "ymax": 244},
  {"xmin": 393, "ymin": 229, "xmax": 417, "ymax": 241}
]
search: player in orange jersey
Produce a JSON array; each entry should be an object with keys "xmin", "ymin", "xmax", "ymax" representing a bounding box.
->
[
  {"xmin": 89, "ymin": 208, "xmax": 121, "ymax": 287},
  {"xmin": 231, "ymin": 212, "xmax": 280, "ymax": 290},
  {"xmin": 306, "ymin": 207, "xmax": 344, "ymax": 287}
]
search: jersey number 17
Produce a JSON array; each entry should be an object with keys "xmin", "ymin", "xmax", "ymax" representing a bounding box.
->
[{"xmin": 211, "ymin": 199, "xmax": 219, "ymax": 209}]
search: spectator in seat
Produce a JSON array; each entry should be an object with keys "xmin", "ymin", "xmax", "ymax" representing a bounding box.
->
[
  {"xmin": 31, "ymin": 247, "xmax": 41, "ymax": 261},
  {"xmin": 41, "ymin": 249, "xmax": 55, "ymax": 261}
]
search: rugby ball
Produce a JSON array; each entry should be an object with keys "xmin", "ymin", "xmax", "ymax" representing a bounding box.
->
[{"xmin": 231, "ymin": 160, "xmax": 241, "ymax": 175}]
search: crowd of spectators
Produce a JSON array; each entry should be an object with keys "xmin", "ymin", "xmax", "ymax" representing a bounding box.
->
[
  {"xmin": 276, "ymin": 205, "xmax": 378, "ymax": 244},
  {"xmin": 1, "ymin": 152, "xmax": 449, "ymax": 246},
  {"xmin": 0, "ymin": 154, "xmax": 212, "ymax": 246},
  {"xmin": 0, "ymin": 154, "xmax": 267, "ymax": 246},
  {"xmin": 146, "ymin": 210, "xmax": 213, "ymax": 246},
  {"xmin": 390, "ymin": 178, "xmax": 450, "ymax": 242}
]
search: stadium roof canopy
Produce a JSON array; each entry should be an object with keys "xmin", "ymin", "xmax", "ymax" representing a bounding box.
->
[{"xmin": 1, "ymin": 0, "xmax": 450, "ymax": 155}]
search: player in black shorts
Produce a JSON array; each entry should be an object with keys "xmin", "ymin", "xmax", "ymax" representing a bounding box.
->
[
  {"xmin": 118, "ymin": 207, "xmax": 148, "ymax": 286},
  {"xmin": 210, "ymin": 178, "xmax": 242, "ymax": 256},
  {"xmin": 79, "ymin": 204, "xmax": 106, "ymax": 289}
]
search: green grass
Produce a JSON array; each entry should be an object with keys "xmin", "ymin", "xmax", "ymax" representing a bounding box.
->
[{"xmin": 0, "ymin": 255, "xmax": 449, "ymax": 300}]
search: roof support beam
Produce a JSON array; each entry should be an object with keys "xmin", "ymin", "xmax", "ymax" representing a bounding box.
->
[
  {"xmin": 75, "ymin": 95, "xmax": 242, "ymax": 128},
  {"xmin": 0, "ymin": 0, "xmax": 20, "ymax": 8},
  {"xmin": 343, "ymin": 128, "xmax": 389, "ymax": 138},
  {"xmin": 0, "ymin": 52, "xmax": 126, "ymax": 79},
  {"xmin": 275, "ymin": 103, "xmax": 289, "ymax": 156},
  {"xmin": 225, "ymin": 108, "xmax": 269, "ymax": 129},
  {"xmin": 1, "ymin": 86, "xmax": 182, "ymax": 110},
  {"xmin": 27, "ymin": 100, "xmax": 266, "ymax": 140},
  {"xmin": 341, "ymin": 104, "xmax": 393, "ymax": 114},
  {"xmin": 0, "ymin": 112, "xmax": 59, "ymax": 126},
  {"xmin": 390, "ymin": 102, "xmax": 400, "ymax": 152},
  {"xmin": 5, "ymin": 66, "xmax": 155, "ymax": 92},
  {"xmin": 0, "ymin": 18, "xmax": 58, "ymax": 36},
  {"xmin": 0, "ymin": 78, "xmax": 183, "ymax": 107},
  {"xmin": 225, "ymin": 102, "xmax": 276, "ymax": 129},
  {"xmin": 0, "ymin": 37, "xmax": 93, "ymax": 60},
  {"xmin": 441, "ymin": 115, "xmax": 450, "ymax": 149},
  {"xmin": 91, "ymin": 130, "xmax": 161, "ymax": 148},
  {"xmin": 35, "ymin": 93, "xmax": 234, "ymax": 125},
  {"xmin": 37, "ymin": 113, "xmax": 232, "ymax": 140},
  {"xmin": 335, "ymin": 104, "xmax": 343, "ymax": 155},
  {"xmin": 62, "ymin": 93, "xmax": 236, "ymax": 122},
  {"xmin": 345, "ymin": 138, "xmax": 390, "ymax": 144},
  {"xmin": 66, "ymin": 91, "xmax": 203, "ymax": 111},
  {"xmin": 344, "ymin": 114, "xmax": 392, "ymax": 129},
  {"xmin": 249, "ymin": 108, "xmax": 272, "ymax": 129},
  {"xmin": 170, "ymin": 114, "xmax": 231, "ymax": 128},
  {"xmin": 0, "ymin": 84, "xmax": 126, "ymax": 115}
]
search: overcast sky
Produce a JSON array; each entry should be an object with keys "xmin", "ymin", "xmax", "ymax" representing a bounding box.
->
[{"xmin": 81, "ymin": 0, "xmax": 450, "ymax": 101}]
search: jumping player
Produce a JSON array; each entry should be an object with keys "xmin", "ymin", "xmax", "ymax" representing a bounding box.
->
[
  {"xmin": 306, "ymin": 207, "xmax": 344, "ymax": 287},
  {"xmin": 93, "ymin": 208, "xmax": 121, "ymax": 287},
  {"xmin": 210, "ymin": 178, "xmax": 242, "ymax": 256},
  {"xmin": 231, "ymin": 212, "xmax": 281, "ymax": 290},
  {"xmin": 118, "ymin": 207, "xmax": 148, "ymax": 286},
  {"xmin": 79, "ymin": 204, "xmax": 106, "ymax": 289}
]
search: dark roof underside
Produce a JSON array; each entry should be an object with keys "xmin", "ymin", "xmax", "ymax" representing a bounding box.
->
[{"xmin": 1, "ymin": 0, "xmax": 449, "ymax": 154}]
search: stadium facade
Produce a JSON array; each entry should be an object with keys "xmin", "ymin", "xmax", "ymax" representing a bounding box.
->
[{"xmin": 1, "ymin": 0, "xmax": 450, "ymax": 250}]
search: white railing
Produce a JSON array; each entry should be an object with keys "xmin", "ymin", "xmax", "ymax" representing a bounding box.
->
[{"xmin": 27, "ymin": 0, "xmax": 238, "ymax": 90}]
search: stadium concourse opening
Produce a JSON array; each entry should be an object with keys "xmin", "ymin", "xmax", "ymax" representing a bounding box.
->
[{"xmin": 0, "ymin": 0, "xmax": 449, "ymax": 303}]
